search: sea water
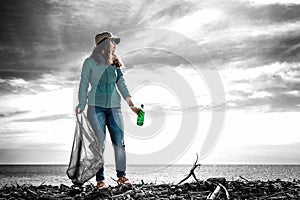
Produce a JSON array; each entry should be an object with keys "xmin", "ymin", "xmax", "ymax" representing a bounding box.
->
[{"xmin": 0, "ymin": 165, "xmax": 299, "ymax": 187}]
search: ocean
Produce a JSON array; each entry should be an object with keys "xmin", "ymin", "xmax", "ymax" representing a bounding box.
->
[{"xmin": 0, "ymin": 165, "xmax": 299, "ymax": 187}]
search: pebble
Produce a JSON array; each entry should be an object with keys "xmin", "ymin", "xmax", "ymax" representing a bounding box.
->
[{"xmin": 0, "ymin": 178, "xmax": 299, "ymax": 199}]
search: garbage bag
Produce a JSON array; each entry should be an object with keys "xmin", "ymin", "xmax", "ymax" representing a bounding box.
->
[{"xmin": 66, "ymin": 113, "xmax": 103, "ymax": 185}]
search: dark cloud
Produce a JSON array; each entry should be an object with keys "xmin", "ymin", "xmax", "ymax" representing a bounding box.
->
[
  {"xmin": 210, "ymin": 0, "xmax": 300, "ymax": 26},
  {"xmin": 242, "ymin": 3, "xmax": 300, "ymax": 23},
  {"xmin": 278, "ymin": 34, "xmax": 300, "ymax": 61},
  {"xmin": 0, "ymin": 1, "xmax": 53, "ymax": 45},
  {"xmin": 0, "ymin": 78, "xmax": 45, "ymax": 95},
  {"xmin": 204, "ymin": 29, "xmax": 300, "ymax": 70},
  {"xmin": 0, "ymin": 0, "xmax": 65, "ymax": 74},
  {"xmin": 226, "ymin": 70, "xmax": 300, "ymax": 112},
  {"xmin": 122, "ymin": 48, "xmax": 193, "ymax": 69},
  {"xmin": 0, "ymin": 110, "xmax": 30, "ymax": 118},
  {"xmin": 269, "ymin": 93, "xmax": 300, "ymax": 112},
  {"xmin": 147, "ymin": 1, "xmax": 198, "ymax": 24},
  {"xmin": 119, "ymin": 28, "xmax": 216, "ymax": 70},
  {"xmin": 0, "ymin": 70, "xmax": 46, "ymax": 80},
  {"xmin": 0, "ymin": 70, "xmax": 77, "ymax": 95},
  {"xmin": 255, "ymin": 32, "xmax": 300, "ymax": 64}
]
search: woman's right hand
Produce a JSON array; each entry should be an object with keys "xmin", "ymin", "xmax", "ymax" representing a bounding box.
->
[
  {"xmin": 112, "ymin": 54, "xmax": 122, "ymax": 68},
  {"xmin": 75, "ymin": 107, "xmax": 82, "ymax": 114},
  {"xmin": 113, "ymin": 58, "xmax": 122, "ymax": 68}
]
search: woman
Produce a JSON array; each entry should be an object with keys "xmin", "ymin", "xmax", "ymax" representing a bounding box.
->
[{"xmin": 75, "ymin": 31, "xmax": 139, "ymax": 189}]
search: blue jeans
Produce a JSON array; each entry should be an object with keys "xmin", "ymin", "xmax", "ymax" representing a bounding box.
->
[{"xmin": 87, "ymin": 106, "xmax": 126, "ymax": 181}]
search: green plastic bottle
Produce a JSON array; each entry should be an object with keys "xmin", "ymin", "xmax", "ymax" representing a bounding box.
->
[{"xmin": 137, "ymin": 104, "xmax": 145, "ymax": 126}]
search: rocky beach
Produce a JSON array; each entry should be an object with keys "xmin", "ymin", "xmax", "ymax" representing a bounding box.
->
[{"xmin": 1, "ymin": 177, "xmax": 300, "ymax": 200}]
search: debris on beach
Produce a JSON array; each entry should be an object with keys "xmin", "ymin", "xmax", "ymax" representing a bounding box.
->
[
  {"xmin": 0, "ymin": 178, "xmax": 300, "ymax": 200},
  {"xmin": 1, "ymin": 156, "xmax": 299, "ymax": 199}
]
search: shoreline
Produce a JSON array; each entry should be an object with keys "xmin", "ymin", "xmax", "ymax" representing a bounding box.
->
[
  {"xmin": 1, "ymin": 178, "xmax": 299, "ymax": 200},
  {"xmin": 1, "ymin": 164, "xmax": 299, "ymax": 186}
]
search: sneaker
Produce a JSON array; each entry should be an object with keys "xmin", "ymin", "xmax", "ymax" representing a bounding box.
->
[
  {"xmin": 117, "ymin": 176, "xmax": 132, "ymax": 188},
  {"xmin": 96, "ymin": 181, "xmax": 107, "ymax": 189}
]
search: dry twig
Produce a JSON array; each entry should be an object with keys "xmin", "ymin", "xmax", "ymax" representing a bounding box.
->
[{"xmin": 177, "ymin": 154, "xmax": 201, "ymax": 186}]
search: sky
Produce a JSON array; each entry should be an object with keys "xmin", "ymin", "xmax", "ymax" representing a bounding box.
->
[{"xmin": 0, "ymin": 0, "xmax": 300, "ymax": 165}]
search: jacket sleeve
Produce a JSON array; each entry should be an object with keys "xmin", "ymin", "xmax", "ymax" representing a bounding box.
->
[
  {"xmin": 116, "ymin": 68, "xmax": 131, "ymax": 100},
  {"xmin": 77, "ymin": 59, "xmax": 90, "ymax": 111}
]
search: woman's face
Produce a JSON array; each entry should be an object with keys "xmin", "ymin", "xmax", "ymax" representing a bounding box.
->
[{"xmin": 109, "ymin": 39, "xmax": 116, "ymax": 54}]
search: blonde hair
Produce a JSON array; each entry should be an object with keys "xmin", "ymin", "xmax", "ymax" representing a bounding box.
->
[{"xmin": 90, "ymin": 39, "xmax": 112, "ymax": 65}]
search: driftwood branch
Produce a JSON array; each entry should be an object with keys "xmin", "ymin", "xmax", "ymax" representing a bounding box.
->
[
  {"xmin": 258, "ymin": 189, "xmax": 295, "ymax": 200},
  {"xmin": 111, "ymin": 190, "xmax": 134, "ymax": 199},
  {"xmin": 218, "ymin": 183, "xmax": 230, "ymax": 200},
  {"xmin": 110, "ymin": 176, "xmax": 118, "ymax": 183},
  {"xmin": 239, "ymin": 176, "xmax": 250, "ymax": 183},
  {"xmin": 177, "ymin": 154, "xmax": 201, "ymax": 185}
]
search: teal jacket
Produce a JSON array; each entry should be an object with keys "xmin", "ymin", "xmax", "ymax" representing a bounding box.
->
[{"xmin": 77, "ymin": 56, "xmax": 130, "ymax": 111}]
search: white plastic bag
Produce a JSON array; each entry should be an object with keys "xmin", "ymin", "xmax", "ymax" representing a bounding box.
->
[{"xmin": 66, "ymin": 113, "xmax": 103, "ymax": 185}]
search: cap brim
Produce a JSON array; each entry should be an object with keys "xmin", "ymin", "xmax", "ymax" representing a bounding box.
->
[{"xmin": 111, "ymin": 37, "xmax": 120, "ymax": 44}]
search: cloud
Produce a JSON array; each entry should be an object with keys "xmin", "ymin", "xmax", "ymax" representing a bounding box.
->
[
  {"xmin": 221, "ymin": 62, "xmax": 300, "ymax": 111},
  {"xmin": 133, "ymin": 0, "xmax": 199, "ymax": 27},
  {"xmin": 243, "ymin": 0, "xmax": 300, "ymax": 6},
  {"xmin": 0, "ymin": 115, "xmax": 74, "ymax": 150},
  {"xmin": 0, "ymin": 71, "xmax": 79, "ymax": 95},
  {"xmin": 200, "ymin": 22, "xmax": 300, "ymax": 68},
  {"xmin": 213, "ymin": 0, "xmax": 300, "ymax": 24},
  {"xmin": 0, "ymin": 110, "xmax": 30, "ymax": 118},
  {"xmin": 121, "ymin": 48, "xmax": 200, "ymax": 69}
]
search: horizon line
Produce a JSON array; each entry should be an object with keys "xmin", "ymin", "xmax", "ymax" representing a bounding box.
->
[{"xmin": 1, "ymin": 163, "xmax": 300, "ymax": 165}]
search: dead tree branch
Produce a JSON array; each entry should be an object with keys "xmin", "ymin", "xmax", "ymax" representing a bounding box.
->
[{"xmin": 177, "ymin": 154, "xmax": 201, "ymax": 186}]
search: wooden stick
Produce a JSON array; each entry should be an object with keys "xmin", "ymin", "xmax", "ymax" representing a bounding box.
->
[
  {"xmin": 111, "ymin": 190, "xmax": 134, "ymax": 199},
  {"xmin": 177, "ymin": 154, "xmax": 201, "ymax": 185},
  {"xmin": 239, "ymin": 176, "xmax": 250, "ymax": 183}
]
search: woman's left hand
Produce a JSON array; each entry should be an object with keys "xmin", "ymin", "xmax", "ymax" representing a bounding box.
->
[
  {"xmin": 130, "ymin": 106, "xmax": 141, "ymax": 115},
  {"xmin": 126, "ymin": 97, "xmax": 141, "ymax": 115}
]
